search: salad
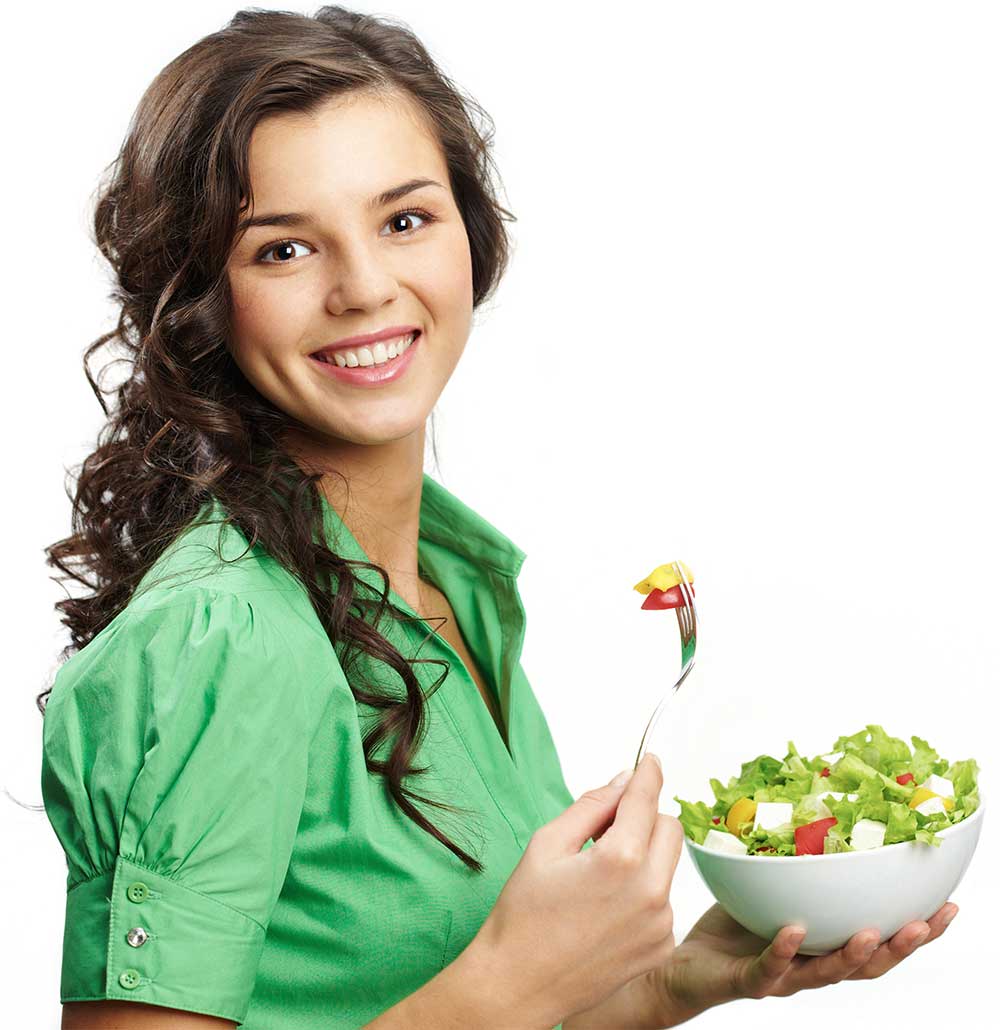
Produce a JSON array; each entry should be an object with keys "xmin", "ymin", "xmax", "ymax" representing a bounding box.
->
[{"xmin": 674, "ymin": 724, "xmax": 981, "ymax": 856}]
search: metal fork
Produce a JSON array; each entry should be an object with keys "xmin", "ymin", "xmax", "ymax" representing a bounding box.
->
[{"xmin": 633, "ymin": 561, "xmax": 699, "ymax": 770}]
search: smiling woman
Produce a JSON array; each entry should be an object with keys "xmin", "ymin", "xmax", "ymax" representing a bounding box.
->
[
  {"xmin": 38, "ymin": 4, "xmax": 562, "ymax": 1028},
  {"xmin": 37, "ymin": 5, "xmax": 960, "ymax": 1030}
]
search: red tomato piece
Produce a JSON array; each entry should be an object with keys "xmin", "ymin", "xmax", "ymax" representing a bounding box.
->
[
  {"xmin": 896, "ymin": 772, "xmax": 915, "ymax": 785},
  {"xmin": 820, "ymin": 767, "xmax": 831, "ymax": 777},
  {"xmin": 794, "ymin": 816, "xmax": 838, "ymax": 855},
  {"xmin": 641, "ymin": 584, "xmax": 697, "ymax": 610},
  {"xmin": 712, "ymin": 816, "xmax": 721, "ymax": 824}
]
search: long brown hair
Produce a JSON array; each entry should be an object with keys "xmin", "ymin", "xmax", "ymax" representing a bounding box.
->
[{"xmin": 36, "ymin": 5, "xmax": 516, "ymax": 874}]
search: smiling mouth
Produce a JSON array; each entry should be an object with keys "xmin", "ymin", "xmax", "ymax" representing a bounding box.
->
[{"xmin": 311, "ymin": 331, "xmax": 419, "ymax": 368}]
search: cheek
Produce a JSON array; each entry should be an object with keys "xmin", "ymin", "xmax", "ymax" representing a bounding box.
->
[
  {"xmin": 227, "ymin": 273, "xmax": 310, "ymax": 368},
  {"xmin": 421, "ymin": 228, "xmax": 474, "ymax": 321}
]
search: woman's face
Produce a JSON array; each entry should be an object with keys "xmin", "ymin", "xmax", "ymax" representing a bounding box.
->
[{"xmin": 226, "ymin": 91, "xmax": 474, "ymax": 449}]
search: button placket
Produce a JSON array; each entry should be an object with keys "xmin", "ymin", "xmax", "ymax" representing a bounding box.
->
[{"xmin": 119, "ymin": 878, "xmax": 161, "ymax": 989}]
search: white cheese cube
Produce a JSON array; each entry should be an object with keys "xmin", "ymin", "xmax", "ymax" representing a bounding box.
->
[
  {"xmin": 915, "ymin": 795, "xmax": 948, "ymax": 817},
  {"xmin": 920, "ymin": 774, "xmax": 954, "ymax": 798},
  {"xmin": 754, "ymin": 801, "xmax": 794, "ymax": 831},
  {"xmin": 702, "ymin": 829, "xmax": 748, "ymax": 854},
  {"xmin": 850, "ymin": 818, "xmax": 887, "ymax": 850}
]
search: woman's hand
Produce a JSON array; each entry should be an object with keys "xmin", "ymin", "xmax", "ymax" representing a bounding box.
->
[
  {"xmin": 656, "ymin": 899, "xmax": 960, "ymax": 1024},
  {"xmin": 472, "ymin": 753, "xmax": 683, "ymax": 1030}
]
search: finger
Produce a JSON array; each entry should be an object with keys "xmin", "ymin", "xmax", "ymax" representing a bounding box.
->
[
  {"xmin": 786, "ymin": 927, "xmax": 882, "ymax": 990},
  {"xmin": 591, "ymin": 815, "xmax": 616, "ymax": 843},
  {"xmin": 534, "ymin": 768, "xmax": 636, "ymax": 857},
  {"xmin": 844, "ymin": 920, "xmax": 931, "ymax": 980},
  {"xmin": 919, "ymin": 901, "xmax": 960, "ymax": 945},
  {"xmin": 646, "ymin": 812, "xmax": 685, "ymax": 891},
  {"xmin": 600, "ymin": 752, "xmax": 663, "ymax": 855},
  {"xmin": 740, "ymin": 925, "xmax": 808, "ymax": 998}
]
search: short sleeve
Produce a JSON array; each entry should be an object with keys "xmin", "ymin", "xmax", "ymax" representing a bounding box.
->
[{"xmin": 40, "ymin": 587, "xmax": 336, "ymax": 1025}]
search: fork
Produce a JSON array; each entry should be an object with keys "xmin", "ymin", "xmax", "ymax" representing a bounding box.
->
[{"xmin": 633, "ymin": 560, "xmax": 699, "ymax": 771}]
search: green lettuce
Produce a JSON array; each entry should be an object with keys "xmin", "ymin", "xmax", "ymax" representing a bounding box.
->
[
  {"xmin": 674, "ymin": 725, "xmax": 980, "ymax": 856},
  {"xmin": 674, "ymin": 797, "xmax": 714, "ymax": 845}
]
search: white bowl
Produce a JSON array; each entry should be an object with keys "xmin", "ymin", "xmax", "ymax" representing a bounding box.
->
[{"xmin": 683, "ymin": 796, "xmax": 985, "ymax": 955}]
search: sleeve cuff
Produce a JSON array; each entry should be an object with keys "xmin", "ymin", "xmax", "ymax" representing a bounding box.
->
[{"xmin": 60, "ymin": 854, "xmax": 265, "ymax": 1025}]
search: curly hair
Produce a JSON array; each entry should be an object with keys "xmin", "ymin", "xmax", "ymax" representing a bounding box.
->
[{"xmin": 36, "ymin": 4, "xmax": 517, "ymax": 874}]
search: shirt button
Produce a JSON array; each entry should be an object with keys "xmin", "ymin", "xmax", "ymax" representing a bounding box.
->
[
  {"xmin": 126, "ymin": 926, "xmax": 149, "ymax": 947},
  {"xmin": 118, "ymin": 969, "xmax": 142, "ymax": 990},
  {"xmin": 126, "ymin": 881, "xmax": 149, "ymax": 903}
]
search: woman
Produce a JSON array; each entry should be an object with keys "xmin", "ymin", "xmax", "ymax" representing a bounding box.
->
[{"xmin": 40, "ymin": 7, "xmax": 957, "ymax": 1029}]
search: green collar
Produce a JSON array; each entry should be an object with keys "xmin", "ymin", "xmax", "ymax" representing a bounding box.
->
[{"xmin": 319, "ymin": 472, "xmax": 526, "ymax": 579}]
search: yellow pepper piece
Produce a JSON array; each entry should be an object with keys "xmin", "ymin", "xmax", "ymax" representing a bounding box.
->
[
  {"xmin": 725, "ymin": 797, "xmax": 757, "ymax": 836},
  {"xmin": 633, "ymin": 561, "xmax": 695, "ymax": 595},
  {"xmin": 908, "ymin": 787, "xmax": 955, "ymax": 811}
]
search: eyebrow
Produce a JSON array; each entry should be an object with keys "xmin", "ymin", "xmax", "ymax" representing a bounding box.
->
[{"xmin": 236, "ymin": 177, "xmax": 446, "ymax": 233}]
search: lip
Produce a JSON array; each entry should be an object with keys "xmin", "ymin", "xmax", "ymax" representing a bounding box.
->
[
  {"xmin": 311, "ymin": 324, "xmax": 420, "ymax": 358},
  {"xmin": 308, "ymin": 330, "xmax": 420, "ymax": 388}
]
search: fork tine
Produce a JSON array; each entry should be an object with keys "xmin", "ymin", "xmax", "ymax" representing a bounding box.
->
[
  {"xmin": 672, "ymin": 561, "xmax": 691, "ymax": 629},
  {"xmin": 676, "ymin": 564, "xmax": 698, "ymax": 634},
  {"xmin": 679, "ymin": 585, "xmax": 693, "ymax": 631}
]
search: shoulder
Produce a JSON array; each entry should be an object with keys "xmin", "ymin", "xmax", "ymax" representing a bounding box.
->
[
  {"xmin": 130, "ymin": 496, "xmax": 314, "ymax": 612},
  {"xmin": 45, "ymin": 584, "xmax": 347, "ymax": 760},
  {"xmin": 48, "ymin": 504, "xmax": 345, "ymax": 725},
  {"xmin": 113, "ymin": 497, "xmax": 333, "ymax": 673},
  {"xmin": 44, "ymin": 498, "xmax": 349, "ymax": 759}
]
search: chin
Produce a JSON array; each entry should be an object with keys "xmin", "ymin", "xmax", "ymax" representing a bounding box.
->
[{"xmin": 307, "ymin": 410, "xmax": 430, "ymax": 447}]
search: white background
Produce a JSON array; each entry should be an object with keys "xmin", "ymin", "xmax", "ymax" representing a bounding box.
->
[{"xmin": 2, "ymin": 1, "xmax": 996, "ymax": 1026}]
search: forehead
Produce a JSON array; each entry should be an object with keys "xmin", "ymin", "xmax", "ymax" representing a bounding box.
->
[{"xmin": 244, "ymin": 92, "xmax": 447, "ymax": 212}]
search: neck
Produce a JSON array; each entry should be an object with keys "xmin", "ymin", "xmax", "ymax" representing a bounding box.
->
[{"xmin": 282, "ymin": 422, "xmax": 428, "ymax": 604}]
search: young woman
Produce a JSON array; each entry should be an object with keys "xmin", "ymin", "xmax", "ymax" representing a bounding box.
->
[{"xmin": 40, "ymin": 7, "xmax": 957, "ymax": 1029}]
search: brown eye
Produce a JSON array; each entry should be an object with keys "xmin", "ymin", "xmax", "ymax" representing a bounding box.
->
[
  {"xmin": 380, "ymin": 207, "xmax": 436, "ymax": 237},
  {"xmin": 388, "ymin": 211, "xmax": 423, "ymax": 233},
  {"xmin": 256, "ymin": 240, "xmax": 314, "ymax": 265}
]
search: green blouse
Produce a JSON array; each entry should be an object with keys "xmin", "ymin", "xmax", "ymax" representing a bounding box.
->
[{"xmin": 40, "ymin": 473, "xmax": 580, "ymax": 1028}]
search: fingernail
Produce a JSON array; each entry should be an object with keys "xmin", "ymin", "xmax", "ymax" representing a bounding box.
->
[
  {"xmin": 611, "ymin": 768, "xmax": 634, "ymax": 787},
  {"xmin": 863, "ymin": 937, "xmax": 879, "ymax": 955},
  {"xmin": 647, "ymin": 752, "xmax": 662, "ymax": 770},
  {"xmin": 943, "ymin": 906, "xmax": 958, "ymax": 926},
  {"xmin": 913, "ymin": 929, "xmax": 930, "ymax": 948}
]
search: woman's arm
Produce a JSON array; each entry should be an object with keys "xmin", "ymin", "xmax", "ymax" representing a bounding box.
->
[
  {"xmin": 63, "ymin": 1000, "xmax": 236, "ymax": 1028},
  {"xmin": 361, "ymin": 936, "xmax": 551, "ymax": 1030},
  {"xmin": 562, "ymin": 968, "xmax": 699, "ymax": 1029}
]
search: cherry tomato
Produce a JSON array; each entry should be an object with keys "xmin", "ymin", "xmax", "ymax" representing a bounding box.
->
[
  {"xmin": 794, "ymin": 816, "xmax": 838, "ymax": 855},
  {"xmin": 641, "ymin": 583, "xmax": 697, "ymax": 610}
]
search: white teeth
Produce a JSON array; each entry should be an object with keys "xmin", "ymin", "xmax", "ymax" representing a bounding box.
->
[{"xmin": 316, "ymin": 332, "xmax": 416, "ymax": 368}]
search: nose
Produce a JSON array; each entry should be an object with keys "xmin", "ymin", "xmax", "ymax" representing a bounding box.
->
[{"xmin": 322, "ymin": 241, "xmax": 400, "ymax": 316}]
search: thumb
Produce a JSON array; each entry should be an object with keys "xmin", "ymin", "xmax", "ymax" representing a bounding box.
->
[{"xmin": 534, "ymin": 768, "xmax": 634, "ymax": 857}]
